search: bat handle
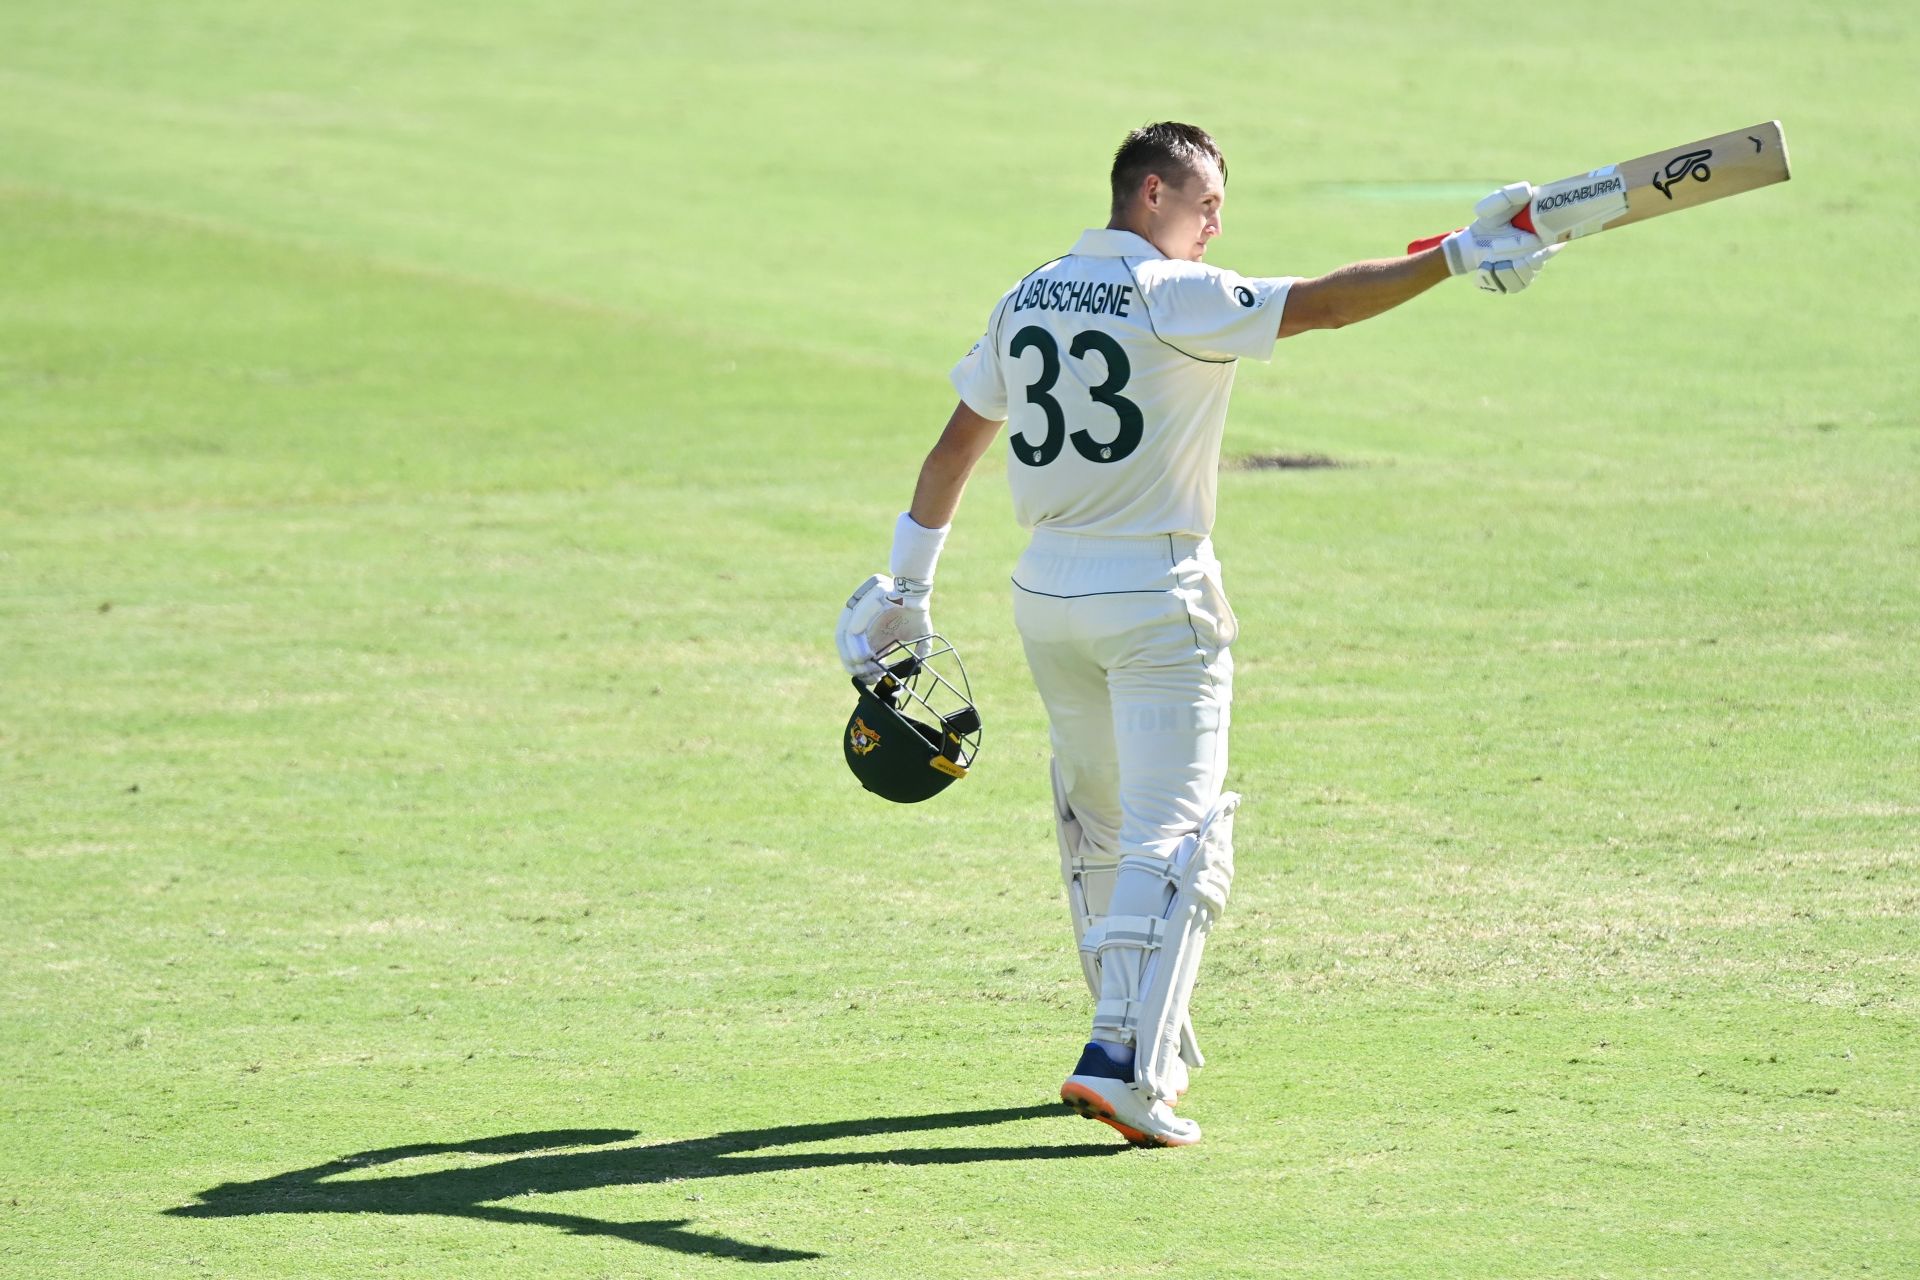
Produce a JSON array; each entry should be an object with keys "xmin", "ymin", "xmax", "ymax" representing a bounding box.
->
[{"xmin": 1405, "ymin": 205, "xmax": 1537, "ymax": 255}]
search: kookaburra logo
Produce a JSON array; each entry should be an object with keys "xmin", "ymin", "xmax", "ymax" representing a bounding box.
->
[
  {"xmin": 1652, "ymin": 149, "xmax": 1713, "ymax": 199},
  {"xmin": 848, "ymin": 716, "xmax": 882, "ymax": 755}
]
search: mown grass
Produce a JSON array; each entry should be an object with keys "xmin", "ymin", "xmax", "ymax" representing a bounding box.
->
[{"xmin": 3, "ymin": 2, "xmax": 1916, "ymax": 1276}]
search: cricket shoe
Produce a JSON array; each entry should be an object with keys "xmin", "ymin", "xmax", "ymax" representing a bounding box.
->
[{"xmin": 1060, "ymin": 1042, "xmax": 1201, "ymax": 1148}]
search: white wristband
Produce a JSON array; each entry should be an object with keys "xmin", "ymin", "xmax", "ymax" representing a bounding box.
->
[{"xmin": 889, "ymin": 512, "xmax": 949, "ymax": 585}]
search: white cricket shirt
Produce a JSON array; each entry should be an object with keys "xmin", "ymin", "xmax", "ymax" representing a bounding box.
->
[{"xmin": 950, "ymin": 229, "xmax": 1293, "ymax": 539}]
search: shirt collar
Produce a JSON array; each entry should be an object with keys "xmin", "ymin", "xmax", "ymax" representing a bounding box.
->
[{"xmin": 1069, "ymin": 228, "xmax": 1165, "ymax": 259}]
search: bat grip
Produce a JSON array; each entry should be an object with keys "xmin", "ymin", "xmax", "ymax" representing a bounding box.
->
[{"xmin": 1405, "ymin": 205, "xmax": 1537, "ymax": 255}]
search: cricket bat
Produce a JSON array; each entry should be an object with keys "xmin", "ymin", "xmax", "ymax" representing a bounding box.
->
[{"xmin": 1407, "ymin": 120, "xmax": 1791, "ymax": 253}]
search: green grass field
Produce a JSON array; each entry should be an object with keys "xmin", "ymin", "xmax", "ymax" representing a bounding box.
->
[{"xmin": 4, "ymin": 3, "xmax": 1916, "ymax": 1276}]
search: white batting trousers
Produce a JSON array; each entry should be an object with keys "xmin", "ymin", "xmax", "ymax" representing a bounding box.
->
[{"xmin": 1012, "ymin": 529, "xmax": 1236, "ymax": 1039}]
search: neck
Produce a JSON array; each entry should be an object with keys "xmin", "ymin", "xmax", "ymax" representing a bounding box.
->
[{"xmin": 1106, "ymin": 218, "xmax": 1165, "ymax": 260}]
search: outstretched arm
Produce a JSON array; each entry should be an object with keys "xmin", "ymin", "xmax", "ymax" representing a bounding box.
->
[
  {"xmin": 1277, "ymin": 247, "xmax": 1451, "ymax": 338},
  {"xmin": 1278, "ymin": 183, "xmax": 1563, "ymax": 338}
]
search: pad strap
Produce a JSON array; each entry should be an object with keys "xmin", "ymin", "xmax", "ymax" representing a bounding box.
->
[
  {"xmin": 1118, "ymin": 852, "xmax": 1181, "ymax": 887},
  {"xmin": 1092, "ymin": 997, "xmax": 1141, "ymax": 1035},
  {"xmin": 1066, "ymin": 850, "xmax": 1121, "ymax": 883},
  {"xmin": 1083, "ymin": 914, "xmax": 1164, "ymax": 954}
]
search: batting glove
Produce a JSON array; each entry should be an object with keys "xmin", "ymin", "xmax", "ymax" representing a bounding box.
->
[
  {"xmin": 1478, "ymin": 241, "xmax": 1564, "ymax": 294},
  {"xmin": 1442, "ymin": 182, "xmax": 1564, "ymax": 293},
  {"xmin": 836, "ymin": 574, "xmax": 933, "ymax": 679}
]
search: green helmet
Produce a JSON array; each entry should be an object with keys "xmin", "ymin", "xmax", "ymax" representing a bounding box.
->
[{"xmin": 844, "ymin": 636, "xmax": 982, "ymax": 804}]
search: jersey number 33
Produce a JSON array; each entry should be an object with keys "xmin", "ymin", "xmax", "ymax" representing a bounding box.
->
[{"xmin": 1009, "ymin": 325, "xmax": 1143, "ymax": 467}]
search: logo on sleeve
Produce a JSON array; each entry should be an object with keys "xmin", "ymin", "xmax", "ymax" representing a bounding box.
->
[{"xmin": 1233, "ymin": 285, "xmax": 1256, "ymax": 307}]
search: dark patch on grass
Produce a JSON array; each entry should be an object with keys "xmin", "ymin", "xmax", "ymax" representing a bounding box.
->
[{"xmin": 1234, "ymin": 452, "xmax": 1353, "ymax": 471}]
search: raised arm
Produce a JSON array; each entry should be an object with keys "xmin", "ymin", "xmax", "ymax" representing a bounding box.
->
[
  {"xmin": 1277, "ymin": 248, "xmax": 1450, "ymax": 338},
  {"xmin": 1278, "ymin": 183, "xmax": 1562, "ymax": 339}
]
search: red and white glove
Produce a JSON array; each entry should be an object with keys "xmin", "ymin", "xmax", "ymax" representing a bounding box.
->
[{"xmin": 1441, "ymin": 183, "xmax": 1565, "ymax": 294}]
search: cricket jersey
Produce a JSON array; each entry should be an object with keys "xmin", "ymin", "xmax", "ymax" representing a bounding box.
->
[{"xmin": 950, "ymin": 229, "xmax": 1293, "ymax": 539}]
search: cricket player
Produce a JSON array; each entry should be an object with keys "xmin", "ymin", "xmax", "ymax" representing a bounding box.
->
[{"xmin": 836, "ymin": 122, "xmax": 1560, "ymax": 1147}]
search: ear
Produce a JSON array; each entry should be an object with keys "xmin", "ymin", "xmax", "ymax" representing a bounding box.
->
[{"xmin": 1141, "ymin": 172, "xmax": 1164, "ymax": 210}]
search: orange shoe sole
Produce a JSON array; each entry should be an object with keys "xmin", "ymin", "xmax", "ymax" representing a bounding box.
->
[{"xmin": 1059, "ymin": 1079, "xmax": 1195, "ymax": 1148}]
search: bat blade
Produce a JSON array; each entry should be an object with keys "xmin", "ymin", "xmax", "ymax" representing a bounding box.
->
[{"xmin": 1406, "ymin": 120, "xmax": 1791, "ymax": 254}]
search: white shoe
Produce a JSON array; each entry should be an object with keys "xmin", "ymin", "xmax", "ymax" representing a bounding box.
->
[{"xmin": 1061, "ymin": 1073, "xmax": 1201, "ymax": 1147}]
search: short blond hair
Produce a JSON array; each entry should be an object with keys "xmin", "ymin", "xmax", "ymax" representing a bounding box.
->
[{"xmin": 1110, "ymin": 122, "xmax": 1226, "ymax": 220}]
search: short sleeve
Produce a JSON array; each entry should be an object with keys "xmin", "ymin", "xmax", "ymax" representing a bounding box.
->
[
  {"xmin": 948, "ymin": 292, "xmax": 1013, "ymax": 421},
  {"xmin": 1143, "ymin": 266, "xmax": 1294, "ymax": 363}
]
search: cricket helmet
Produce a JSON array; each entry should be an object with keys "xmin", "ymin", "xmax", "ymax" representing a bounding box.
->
[{"xmin": 843, "ymin": 635, "xmax": 982, "ymax": 804}]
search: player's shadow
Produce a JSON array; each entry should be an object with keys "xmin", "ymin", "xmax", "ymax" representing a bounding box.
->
[{"xmin": 167, "ymin": 1103, "xmax": 1113, "ymax": 1263}]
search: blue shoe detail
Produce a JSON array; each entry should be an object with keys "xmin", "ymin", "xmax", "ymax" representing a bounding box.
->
[{"xmin": 1071, "ymin": 1041, "xmax": 1134, "ymax": 1081}]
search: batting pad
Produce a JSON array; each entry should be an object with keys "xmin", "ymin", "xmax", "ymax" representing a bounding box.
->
[
  {"xmin": 1054, "ymin": 757, "xmax": 1117, "ymax": 999},
  {"xmin": 1055, "ymin": 761, "xmax": 1207, "ymax": 1083},
  {"xmin": 1084, "ymin": 791, "xmax": 1238, "ymax": 1104}
]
